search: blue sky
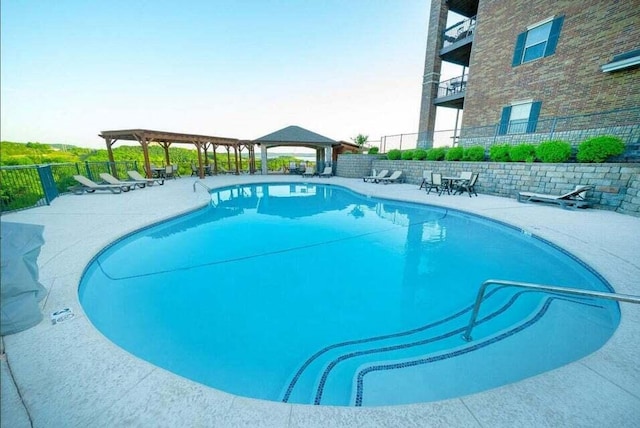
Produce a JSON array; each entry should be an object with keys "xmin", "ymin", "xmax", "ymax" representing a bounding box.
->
[{"xmin": 1, "ymin": 0, "xmax": 432, "ymax": 148}]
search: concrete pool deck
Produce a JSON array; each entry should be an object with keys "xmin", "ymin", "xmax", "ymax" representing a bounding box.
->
[{"xmin": 1, "ymin": 174, "xmax": 639, "ymax": 427}]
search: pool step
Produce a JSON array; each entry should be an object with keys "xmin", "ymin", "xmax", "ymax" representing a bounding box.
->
[
  {"xmin": 354, "ymin": 296, "xmax": 613, "ymax": 406},
  {"xmin": 281, "ymin": 287, "xmax": 545, "ymax": 405}
]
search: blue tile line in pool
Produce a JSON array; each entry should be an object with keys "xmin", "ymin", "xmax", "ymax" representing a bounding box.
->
[
  {"xmin": 352, "ymin": 297, "xmax": 603, "ymax": 406},
  {"xmin": 281, "ymin": 286, "xmax": 505, "ymax": 403}
]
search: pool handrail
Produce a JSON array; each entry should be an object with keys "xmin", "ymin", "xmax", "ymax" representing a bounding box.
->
[
  {"xmin": 462, "ymin": 279, "xmax": 640, "ymax": 342},
  {"xmin": 193, "ymin": 180, "xmax": 211, "ymax": 193}
]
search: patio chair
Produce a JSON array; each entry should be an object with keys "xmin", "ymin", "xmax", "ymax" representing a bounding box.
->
[
  {"xmin": 419, "ymin": 170, "xmax": 433, "ymax": 190},
  {"xmin": 165, "ymin": 165, "xmax": 175, "ymax": 179},
  {"xmin": 319, "ymin": 166, "xmax": 333, "ymax": 178},
  {"xmin": 453, "ymin": 172, "xmax": 479, "ymax": 197},
  {"xmin": 70, "ymin": 175, "xmax": 129, "ymax": 194},
  {"xmin": 379, "ymin": 170, "xmax": 403, "ymax": 184},
  {"xmin": 302, "ymin": 166, "xmax": 316, "ymax": 177},
  {"xmin": 363, "ymin": 169, "xmax": 389, "ymax": 183},
  {"xmin": 426, "ymin": 173, "xmax": 448, "ymax": 196},
  {"xmin": 171, "ymin": 164, "xmax": 181, "ymax": 178},
  {"xmin": 99, "ymin": 172, "xmax": 146, "ymax": 189},
  {"xmin": 127, "ymin": 170, "xmax": 165, "ymax": 186},
  {"xmin": 517, "ymin": 185, "xmax": 593, "ymax": 209}
]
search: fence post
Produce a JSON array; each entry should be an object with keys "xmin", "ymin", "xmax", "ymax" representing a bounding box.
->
[
  {"xmin": 84, "ymin": 161, "xmax": 93, "ymax": 180},
  {"xmin": 37, "ymin": 165, "xmax": 58, "ymax": 205},
  {"xmin": 399, "ymin": 134, "xmax": 403, "ymax": 151},
  {"xmin": 549, "ymin": 117, "xmax": 558, "ymax": 140}
]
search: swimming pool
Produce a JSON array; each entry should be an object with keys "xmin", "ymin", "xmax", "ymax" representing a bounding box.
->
[{"xmin": 78, "ymin": 183, "xmax": 619, "ymax": 406}]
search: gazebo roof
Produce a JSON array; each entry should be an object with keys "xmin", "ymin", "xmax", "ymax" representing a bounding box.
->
[{"xmin": 254, "ymin": 125, "xmax": 336, "ymax": 146}]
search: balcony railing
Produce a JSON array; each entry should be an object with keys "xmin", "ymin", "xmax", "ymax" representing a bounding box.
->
[
  {"xmin": 437, "ymin": 74, "xmax": 468, "ymax": 98},
  {"xmin": 443, "ymin": 16, "xmax": 476, "ymax": 49}
]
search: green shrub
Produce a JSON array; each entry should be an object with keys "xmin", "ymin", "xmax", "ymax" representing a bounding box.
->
[
  {"xmin": 445, "ymin": 146, "xmax": 464, "ymax": 161},
  {"xmin": 489, "ymin": 144, "xmax": 511, "ymax": 162},
  {"xmin": 368, "ymin": 147, "xmax": 379, "ymax": 154},
  {"xmin": 509, "ymin": 144, "xmax": 537, "ymax": 162},
  {"xmin": 387, "ymin": 149, "xmax": 401, "ymax": 160},
  {"xmin": 577, "ymin": 136, "xmax": 625, "ymax": 163},
  {"xmin": 426, "ymin": 147, "xmax": 447, "ymax": 161},
  {"xmin": 463, "ymin": 146, "xmax": 485, "ymax": 161},
  {"xmin": 401, "ymin": 150, "xmax": 415, "ymax": 160},
  {"xmin": 536, "ymin": 140, "xmax": 572, "ymax": 163},
  {"xmin": 413, "ymin": 149, "xmax": 427, "ymax": 160}
]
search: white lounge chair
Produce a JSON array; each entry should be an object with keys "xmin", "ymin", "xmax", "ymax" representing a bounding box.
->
[
  {"xmin": 302, "ymin": 166, "xmax": 316, "ymax": 177},
  {"xmin": 379, "ymin": 170, "xmax": 403, "ymax": 184},
  {"xmin": 363, "ymin": 169, "xmax": 389, "ymax": 183},
  {"xmin": 127, "ymin": 170, "xmax": 165, "ymax": 186},
  {"xmin": 319, "ymin": 166, "xmax": 332, "ymax": 178},
  {"xmin": 99, "ymin": 172, "xmax": 145, "ymax": 189},
  {"xmin": 518, "ymin": 185, "xmax": 593, "ymax": 209},
  {"xmin": 70, "ymin": 175, "xmax": 129, "ymax": 194}
]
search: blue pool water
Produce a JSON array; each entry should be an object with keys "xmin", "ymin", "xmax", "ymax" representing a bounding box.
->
[{"xmin": 79, "ymin": 183, "xmax": 620, "ymax": 406}]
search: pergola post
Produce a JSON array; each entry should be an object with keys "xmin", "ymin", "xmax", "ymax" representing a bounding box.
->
[
  {"xmin": 105, "ymin": 137, "xmax": 118, "ymax": 178},
  {"xmin": 225, "ymin": 146, "xmax": 232, "ymax": 171},
  {"xmin": 133, "ymin": 133, "xmax": 153, "ymax": 178},
  {"xmin": 203, "ymin": 142, "xmax": 210, "ymax": 167},
  {"xmin": 195, "ymin": 142, "xmax": 204, "ymax": 179},
  {"xmin": 233, "ymin": 145, "xmax": 239, "ymax": 174},
  {"xmin": 160, "ymin": 142, "xmax": 171, "ymax": 166},
  {"xmin": 212, "ymin": 144, "xmax": 219, "ymax": 174}
]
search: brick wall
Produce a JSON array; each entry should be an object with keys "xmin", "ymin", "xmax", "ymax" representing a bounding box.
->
[
  {"xmin": 336, "ymin": 155, "xmax": 640, "ymax": 216},
  {"xmin": 464, "ymin": 0, "xmax": 640, "ymax": 128}
]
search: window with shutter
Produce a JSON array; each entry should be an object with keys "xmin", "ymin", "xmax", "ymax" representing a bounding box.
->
[{"xmin": 512, "ymin": 16, "xmax": 564, "ymax": 66}]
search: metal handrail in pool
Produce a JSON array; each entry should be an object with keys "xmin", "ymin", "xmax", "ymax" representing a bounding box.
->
[
  {"xmin": 462, "ymin": 279, "xmax": 640, "ymax": 342},
  {"xmin": 192, "ymin": 180, "xmax": 212, "ymax": 193}
]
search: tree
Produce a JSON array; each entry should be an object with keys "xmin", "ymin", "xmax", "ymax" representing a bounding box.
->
[{"xmin": 351, "ymin": 134, "xmax": 369, "ymax": 152}]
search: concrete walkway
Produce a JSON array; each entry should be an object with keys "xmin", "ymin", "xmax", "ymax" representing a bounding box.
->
[{"xmin": 1, "ymin": 175, "xmax": 639, "ymax": 427}]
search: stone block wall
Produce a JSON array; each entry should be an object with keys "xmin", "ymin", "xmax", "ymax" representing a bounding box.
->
[
  {"xmin": 335, "ymin": 154, "xmax": 384, "ymax": 178},
  {"xmin": 621, "ymin": 174, "xmax": 640, "ymax": 216},
  {"xmin": 336, "ymin": 155, "xmax": 640, "ymax": 216}
]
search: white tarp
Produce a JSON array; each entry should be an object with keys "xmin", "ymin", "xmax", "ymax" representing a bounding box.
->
[{"xmin": 1, "ymin": 222, "xmax": 46, "ymax": 335}]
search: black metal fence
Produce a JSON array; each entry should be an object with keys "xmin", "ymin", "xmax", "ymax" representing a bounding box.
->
[
  {"xmin": 0, "ymin": 161, "xmax": 140, "ymax": 213},
  {"xmin": 379, "ymin": 107, "xmax": 640, "ymax": 153}
]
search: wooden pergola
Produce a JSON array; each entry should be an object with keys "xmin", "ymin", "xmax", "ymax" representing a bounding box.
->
[{"xmin": 98, "ymin": 129, "xmax": 256, "ymax": 179}]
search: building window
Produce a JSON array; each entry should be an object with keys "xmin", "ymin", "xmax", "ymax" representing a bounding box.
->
[
  {"xmin": 512, "ymin": 16, "xmax": 564, "ymax": 66},
  {"xmin": 498, "ymin": 101, "xmax": 541, "ymax": 135}
]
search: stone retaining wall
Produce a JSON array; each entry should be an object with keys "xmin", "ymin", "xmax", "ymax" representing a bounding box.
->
[{"xmin": 335, "ymin": 155, "xmax": 640, "ymax": 216}]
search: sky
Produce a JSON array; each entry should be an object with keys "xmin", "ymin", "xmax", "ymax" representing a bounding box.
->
[{"xmin": 0, "ymin": 0, "xmax": 453, "ymax": 149}]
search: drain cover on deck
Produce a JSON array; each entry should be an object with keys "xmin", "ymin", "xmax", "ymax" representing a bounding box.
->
[{"xmin": 51, "ymin": 308, "xmax": 75, "ymax": 325}]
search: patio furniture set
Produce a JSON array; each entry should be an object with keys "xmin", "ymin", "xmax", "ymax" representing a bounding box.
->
[{"xmin": 419, "ymin": 170, "xmax": 479, "ymax": 197}]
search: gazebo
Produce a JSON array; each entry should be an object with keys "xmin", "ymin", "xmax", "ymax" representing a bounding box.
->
[
  {"xmin": 254, "ymin": 125, "xmax": 354, "ymax": 174},
  {"xmin": 98, "ymin": 129, "xmax": 257, "ymax": 179}
]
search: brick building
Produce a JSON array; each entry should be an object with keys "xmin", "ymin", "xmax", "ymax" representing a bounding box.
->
[{"xmin": 417, "ymin": 0, "xmax": 640, "ymax": 149}]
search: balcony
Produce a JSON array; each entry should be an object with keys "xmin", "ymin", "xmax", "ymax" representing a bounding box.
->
[
  {"xmin": 446, "ymin": 0, "xmax": 479, "ymax": 17},
  {"xmin": 440, "ymin": 16, "xmax": 476, "ymax": 66},
  {"xmin": 434, "ymin": 74, "xmax": 467, "ymax": 109}
]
